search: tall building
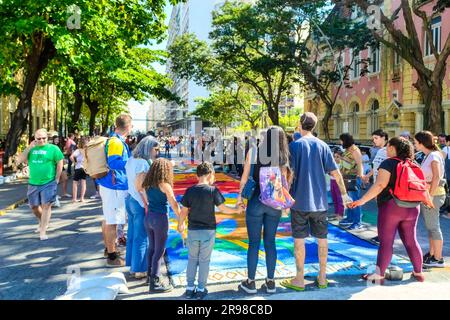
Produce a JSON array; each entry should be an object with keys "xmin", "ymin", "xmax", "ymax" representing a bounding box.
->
[{"xmin": 146, "ymin": 99, "xmax": 167, "ymax": 133}]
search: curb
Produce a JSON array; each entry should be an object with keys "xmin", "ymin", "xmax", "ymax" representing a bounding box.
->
[{"xmin": 0, "ymin": 198, "xmax": 28, "ymax": 216}]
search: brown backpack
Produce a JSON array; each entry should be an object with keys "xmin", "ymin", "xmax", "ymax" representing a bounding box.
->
[{"xmin": 83, "ymin": 136, "xmax": 109, "ymax": 179}]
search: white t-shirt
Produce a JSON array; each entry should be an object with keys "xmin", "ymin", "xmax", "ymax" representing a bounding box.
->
[
  {"xmin": 442, "ymin": 146, "xmax": 450, "ymax": 160},
  {"xmin": 125, "ymin": 157, "xmax": 150, "ymax": 207},
  {"xmin": 420, "ymin": 151, "xmax": 444, "ymax": 182},
  {"xmin": 372, "ymin": 147, "xmax": 387, "ymax": 181},
  {"xmin": 362, "ymin": 154, "xmax": 371, "ymax": 175},
  {"xmin": 72, "ymin": 149, "xmax": 84, "ymax": 170}
]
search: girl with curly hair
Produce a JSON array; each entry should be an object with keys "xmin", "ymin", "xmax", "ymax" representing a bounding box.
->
[{"xmin": 142, "ymin": 158, "xmax": 181, "ymax": 293}]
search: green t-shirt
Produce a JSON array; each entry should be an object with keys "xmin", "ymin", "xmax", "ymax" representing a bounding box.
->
[{"xmin": 28, "ymin": 144, "xmax": 64, "ymax": 186}]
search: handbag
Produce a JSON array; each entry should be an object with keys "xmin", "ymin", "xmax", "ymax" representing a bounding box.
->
[
  {"xmin": 241, "ymin": 149, "xmax": 257, "ymax": 200},
  {"xmin": 343, "ymin": 174, "xmax": 359, "ymax": 192}
]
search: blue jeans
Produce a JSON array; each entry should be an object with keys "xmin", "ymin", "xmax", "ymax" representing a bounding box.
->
[
  {"xmin": 246, "ymin": 196, "xmax": 282, "ymax": 280},
  {"xmin": 125, "ymin": 195, "xmax": 148, "ymax": 273},
  {"xmin": 345, "ymin": 178, "xmax": 362, "ymax": 224},
  {"xmin": 186, "ymin": 229, "xmax": 216, "ymax": 290}
]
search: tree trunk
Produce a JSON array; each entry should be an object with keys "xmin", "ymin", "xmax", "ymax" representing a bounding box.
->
[
  {"xmin": 267, "ymin": 104, "xmax": 279, "ymax": 126},
  {"xmin": 86, "ymin": 96, "xmax": 100, "ymax": 136},
  {"xmin": 416, "ymin": 74, "xmax": 444, "ymax": 134},
  {"xmin": 322, "ymin": 104, "xmax": 333, "ymax": 141},
  {"xmin": 3, "ymin": 34, "xmax": 56, "ymax": 163},
  {"xmin": 427, "ymin": 86, "xmax": 444, "ymax": 134},
  {"xmin": 102, "ymin": 104, "xmax": 112, "ymax": 135},
  {"xmin": 71, "ymin": 90, "xmax": 83, "ymax": 132}
]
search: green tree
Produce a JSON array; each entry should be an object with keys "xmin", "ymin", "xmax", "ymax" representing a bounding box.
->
[
  {"xmin": 192, "ymin": 86, "xmax": 263, "ymax": 132},
  {"xmin": 192, "ymin": 92, "xmax": 238, "ymax": 133},
  {"xmin": 169, "ymin": 0, "xmax": 314, "ymax": 125},
  {"xmin": 0, "ymin": 0, "xmax": 178, "ymax": 162}
]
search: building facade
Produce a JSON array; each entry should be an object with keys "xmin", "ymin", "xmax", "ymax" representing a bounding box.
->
[
  {"xmin": 305, "ymin": 0, "xmax": 450, "ymax": 141},
  {"xmin": 0, "ymin": 84, "xmax": 57, "ymax": 141},
  {"xmin": 146, "ymin": 99, "xmax": 167, "ymax": 133}
]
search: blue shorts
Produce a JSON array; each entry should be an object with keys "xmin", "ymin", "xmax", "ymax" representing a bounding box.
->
[{"xmin": 27, "ymin": 180, "xmax": 58, "ymax": 207}]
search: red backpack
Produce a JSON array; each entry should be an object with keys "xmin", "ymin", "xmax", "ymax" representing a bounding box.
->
[{"xmin": 390, "ymin": 157, "xmax": 434, "ymax": 208}]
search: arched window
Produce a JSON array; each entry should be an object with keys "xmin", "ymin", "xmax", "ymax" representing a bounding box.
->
[
  {"xmin": 369, "ymin": 100, "xmax": 380, "ymax": 132},
  {"xmin": 349, "ymin": 103, "xmax": 359, "ymax": 136},
  {"xmin": 334, "ymin": 105, "xmax": 343, "ymax": 138}
]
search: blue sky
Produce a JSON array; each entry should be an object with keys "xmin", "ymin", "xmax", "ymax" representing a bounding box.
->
[{"xmin": 129, "ymin": 2, "xmax": 173, "ymax": 131}]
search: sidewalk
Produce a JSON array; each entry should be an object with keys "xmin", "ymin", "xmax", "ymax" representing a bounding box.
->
[
  {"xmin": 0, "ymin": 179, "xmax": 29, "ymax": 214},
  {"xmin": 0, "ymin": 178, "xmax": 104, "ymax": 300}
]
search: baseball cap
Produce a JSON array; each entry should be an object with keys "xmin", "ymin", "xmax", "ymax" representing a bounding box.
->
[{"xmin": 300, "ymin": 112, "xmax": 318, "ymax": 131}]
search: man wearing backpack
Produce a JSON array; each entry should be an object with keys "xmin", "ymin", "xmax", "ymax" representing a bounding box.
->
[
  {"xmin": 97, "ymin": 114, "xmax": 133, "ymax": 267},
  {"xmin": 282, "ymin": 112, "xmax": 352, "ymax": 291}
]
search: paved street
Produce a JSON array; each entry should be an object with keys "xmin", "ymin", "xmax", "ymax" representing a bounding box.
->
[
  {"xmin": 0, "ymin": 179, "xmax": 28, "ymax": 213},
  {"xmin": 1, "ymin": 174, "xmax": 450, "ymax": 300}
]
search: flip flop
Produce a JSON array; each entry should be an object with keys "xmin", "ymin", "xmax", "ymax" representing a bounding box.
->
[
  {"xmin": 315, "ymin": 277, "xmax": 328, "ymax": 289},
  {"xmin": 280, "ymin": 279, "xmax": 305, "ymax": 291}
]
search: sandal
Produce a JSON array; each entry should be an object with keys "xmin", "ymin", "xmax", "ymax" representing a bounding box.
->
[
  {"xmin": 280, "ymin": 279, "xmax": 305, "ymax": 291},
  {"xmin": 315, "ymin": 277, "xmax": 328, "ymax": 289},
  {"xmin": 412, "ymin": 273, "xmax": 425, "ymax": 282},
  {"xmin": 362, "ymin": 274, "xmax": 385, "ymax": 285}
]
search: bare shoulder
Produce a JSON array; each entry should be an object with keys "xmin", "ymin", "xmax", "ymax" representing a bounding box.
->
[{"xmin": 159, "ymin": 182, "xmax": 173, "ymax": 193}]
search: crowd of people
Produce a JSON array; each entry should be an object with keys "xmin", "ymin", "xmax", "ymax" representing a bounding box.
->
[{"xmin": 16, "ymin": 111, "xmax": 448, "ymax": 299}]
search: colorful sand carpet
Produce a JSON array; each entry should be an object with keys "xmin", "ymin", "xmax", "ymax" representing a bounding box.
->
[{"xmin": 166, "ymin": 172, "xmax": 413, "ymax": 287}]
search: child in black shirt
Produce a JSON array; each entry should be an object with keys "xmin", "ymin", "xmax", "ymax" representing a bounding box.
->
[{"xmin": 178, "ymin": 162, "xmax": 243, "ymax": 299}]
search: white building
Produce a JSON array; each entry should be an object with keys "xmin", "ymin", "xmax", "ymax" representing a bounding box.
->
[{"xmin": 146, "ymin": 99, "xmax": 167, "ymax": 133}]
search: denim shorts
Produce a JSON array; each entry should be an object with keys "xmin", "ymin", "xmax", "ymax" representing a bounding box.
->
[{"xmin": 27, "ymin": 180, "xmax": 58, "ymax": 207}]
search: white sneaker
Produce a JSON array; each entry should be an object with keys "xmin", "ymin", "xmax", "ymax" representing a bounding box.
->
[
  {"xmin": 134, "ymin": 272, "xmax": 147, "ymax": 279},
  {"xmin": 53, "ymin": 196, "xmax": 61, "ymax": 208}
]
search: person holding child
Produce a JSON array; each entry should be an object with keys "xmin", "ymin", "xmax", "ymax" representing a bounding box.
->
[{"xmin": 178, "ymin": 162, "xmax": 243, "ymax": 299}]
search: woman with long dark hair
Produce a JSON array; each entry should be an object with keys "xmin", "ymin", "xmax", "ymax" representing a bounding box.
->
[
  {"xmin": 414, "ymin": 131, "xmax": 446, "ymax": 268},
  {"xmin": 142, "ymin": 158, "xmax": 181, "ymax": 293},
  {"xmin": 349, "ymin": 137, "xmax": 425, "ymax": 283},
  {"xmin": 236, "ymin": 126, "xmax": 291, "ymax": 294}
]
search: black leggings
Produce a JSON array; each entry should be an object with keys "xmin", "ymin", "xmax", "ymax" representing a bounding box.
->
[{"xmin": 144, "ymin": 213, "xmax": 168, "ymax": 277}]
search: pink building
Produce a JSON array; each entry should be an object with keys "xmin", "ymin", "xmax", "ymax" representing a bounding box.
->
[{"xmin": 306, "ymin": 0, "xmax": 450, "ymax": 141}]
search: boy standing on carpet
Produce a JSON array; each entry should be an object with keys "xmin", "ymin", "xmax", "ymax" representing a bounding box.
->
[{"xmin": 178, "ymin": 162, "xmax": 243, "ymax": 299}]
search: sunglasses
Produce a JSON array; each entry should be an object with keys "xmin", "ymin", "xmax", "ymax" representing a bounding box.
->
[{"xmin": 36, "ymin": 137, "xmax": 47, "ymax": 141}]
